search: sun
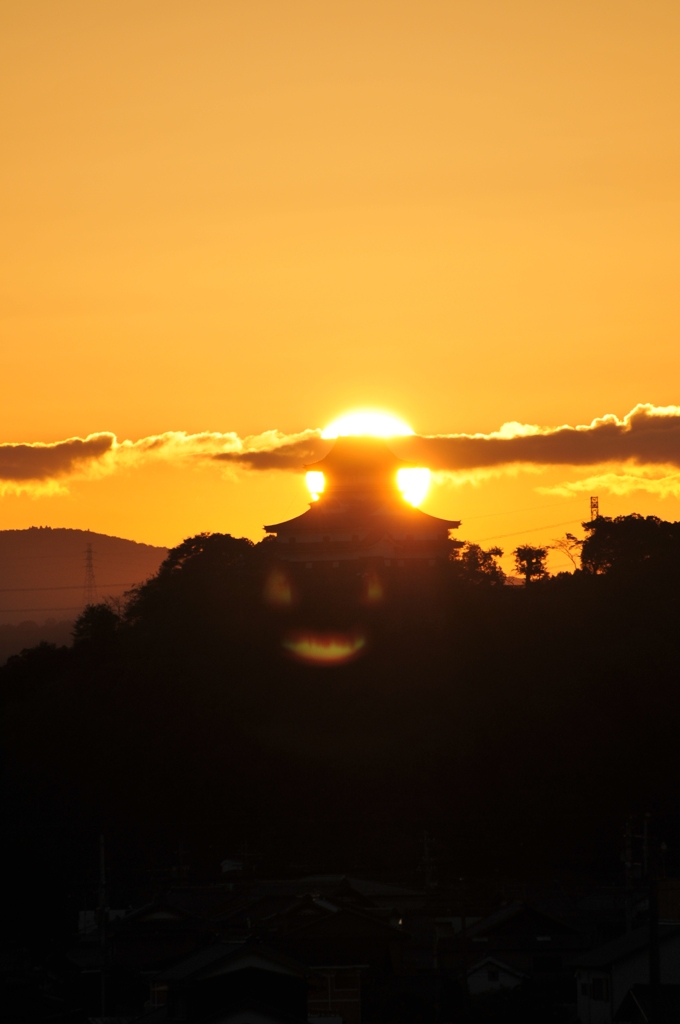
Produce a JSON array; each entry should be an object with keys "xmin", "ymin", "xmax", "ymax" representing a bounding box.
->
[
  {"xmin": 322, "ymin": 410, "xmax": 414, "ymax": 440},
  {"xmin": 397, "ymin": 467, "xmax": 430, "ymax": 507},
  {"xmin": 313, "ymin": 410, "xmax": 430, "ymax": 506}
]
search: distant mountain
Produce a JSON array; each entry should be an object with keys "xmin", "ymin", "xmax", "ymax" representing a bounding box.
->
[
  {"xmin": 0, "ymin": 527, "xmax": 167, "ymax": 654},
  {"xmin": 0, "ymin": 619, "xmax": 75, "ymax": 666}
]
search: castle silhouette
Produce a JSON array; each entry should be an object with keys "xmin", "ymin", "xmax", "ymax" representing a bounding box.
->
[{"xmin": 265, "ymin": 436, "xmax": 459, "ymax": 565}]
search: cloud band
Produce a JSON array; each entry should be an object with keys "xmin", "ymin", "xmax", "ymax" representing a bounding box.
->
[
  {"xmin": 2, "ymin": 406, "xmax": 680, "ymax": 497},
  {"xmin": 0, "ymin": 434, "xmax": 115, "ymax": 482},
  {"xmin": 397, "ymin": 405, "xmax": 680, "ymax": 471}
]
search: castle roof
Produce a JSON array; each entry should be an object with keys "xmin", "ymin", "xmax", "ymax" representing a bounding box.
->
[{"xmin": 263, "ymin": 436, "xmax": 459, "ymax": 561}]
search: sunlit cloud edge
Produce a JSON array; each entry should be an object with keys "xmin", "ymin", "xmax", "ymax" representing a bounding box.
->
[{"xmin": 4, "ymin": 403, "xmax": 680, "ymax": 500}]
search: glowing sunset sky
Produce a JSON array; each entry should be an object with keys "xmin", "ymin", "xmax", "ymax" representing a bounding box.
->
[{"xmin": 2, "ymin": 1, "xmax": 680, "ymax": 573}]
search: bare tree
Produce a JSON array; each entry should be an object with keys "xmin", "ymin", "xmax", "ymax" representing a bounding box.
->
[{"xmin": 549, "ymin": 532, "xmax": 583, "ymax": 571}]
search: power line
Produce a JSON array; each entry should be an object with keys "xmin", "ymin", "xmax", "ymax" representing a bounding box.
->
[
  {"xmin": 461, "ymin": 497, "xmax": 583, "ymax": 522},
  {"xmin": 0, "ymin": 554, "xmax": 160, "ymax": 559},
  {"xmin": 0, "ymin": 582, "xmax": 138, "ymax": 593},
  {"xmin": 477, "ymin": 518, "xmax": 583, "ymax": 543},
  {"xmin": 0, "ymin": 606, "xmax": 86, "ymax": 613}
]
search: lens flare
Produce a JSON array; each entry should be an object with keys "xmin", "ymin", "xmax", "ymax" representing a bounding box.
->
[
  {"xmin": 305, "ymin": 470, "xmax": 325, "ymax": 500},
  {"xmin": 283, "ymin": 631, "xmax": 366, "ymax": 666},
  {"xmin": 396, "ymin": 467, "xmax": 430, "ymax": 507},
  {"xmin": 263, "ymin": 568, "xmax": 294, "ymax": 607},
  {"xmin": 361, "ymin": 568, "xmax": 384, "ymax": 604},
  {"xmin": 322, "ymin": 411, "xmax": 414, "ymax": 439}
]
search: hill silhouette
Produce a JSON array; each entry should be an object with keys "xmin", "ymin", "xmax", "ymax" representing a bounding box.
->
[{"xmin": 0, "ymin": 527, "xmax": 166, "ymax": 661}]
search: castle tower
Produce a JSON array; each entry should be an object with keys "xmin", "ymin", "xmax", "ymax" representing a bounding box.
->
[{"xmin": 264, "ymin": 436, "xmax": 459, "ymax": 564}]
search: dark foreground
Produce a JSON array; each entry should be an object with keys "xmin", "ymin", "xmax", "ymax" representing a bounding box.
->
[{"xmin": 3, "ymin": 514, "xmax": 680, "ymax": 1023}]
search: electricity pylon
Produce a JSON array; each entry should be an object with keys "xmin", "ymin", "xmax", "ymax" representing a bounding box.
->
[{"xmin": 84, "ymin": 542, "xmax": 98, "ymax": 605}]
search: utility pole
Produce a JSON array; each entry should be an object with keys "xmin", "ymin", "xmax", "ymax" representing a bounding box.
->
[
  {"xmin": 423, "ymin": 831, "xmax": 435, "ymax": 890},
  {"xmin": 650, "ymin": 873, "xmax": 660, "ymax": 1024},
  {"xmin": 98, "ymin": 835, "xmax": 107, "ymax": 1017},
  {"xmin": 590, "ymin": 496, "xmax": 599, "ymax": 521},
  {"xmin": 459, "ymin": 877, "xmax": 470, "ymax": 1020},
  {"xmin": 646, "ymin": 814, "xmax": 660, "ymax": 1024},
  {"xmin": 84, "ymin": 542, "xmax": 98, "ymax": 606},
  {"xmin": 623, "ymin": 818, "xmax": 633, "ymax": 933}
]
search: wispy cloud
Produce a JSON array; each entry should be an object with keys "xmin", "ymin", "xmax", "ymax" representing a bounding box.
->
[
  {"xmin": 540, "ymin": 467, "xmax": 680, "ymax": 500},
  {"xmin": 212, "ymin": 430, "xmax": 327, "ymax": 470},
  {"xmin": 4, "ymin": 404, "xmax": 680, "ymax": 498}
]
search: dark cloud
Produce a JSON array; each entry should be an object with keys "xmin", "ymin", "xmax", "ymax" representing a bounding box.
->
[
  {"xmin": 213, "ymin": 405, "xmax": 680, "ymax": 475},
  {"xmin": 0, "ymin": 433, "xmax": 115, "ymax": 481},
  {"xmin": 3, "ymin": 406, "xmax": 680, "ymax": 492},
  {"xmin": 395, "ymin": 405, "xmax": 680, "ymax": 471},
  {"xmin": 214, "ymin": 435, "xmax": 329, "ymax": 470},
  {"xmin": 0, "ymin": 428, "xmax": 326, "ymax": 489}
]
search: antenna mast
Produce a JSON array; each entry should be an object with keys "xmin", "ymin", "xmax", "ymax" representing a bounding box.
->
[{"xmin": 84, "ymin": 542, "xmax": 98, "ymax": 605}]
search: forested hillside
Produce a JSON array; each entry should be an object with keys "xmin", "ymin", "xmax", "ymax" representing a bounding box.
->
[{"xmin": 2, "ymin": 515, "xmax": 680, "ymax": 942}]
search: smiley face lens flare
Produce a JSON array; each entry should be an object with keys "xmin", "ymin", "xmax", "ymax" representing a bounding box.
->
[
  {"xmin": 263, "ymin": 568, "xmax": 294, "ymax": 607},
  {"xmin": 283, "ymin": 631, "xmax": 366, "ymax": 666},
  {"xmin": 362, "ymin": 568, "xmax": 384, "ymax": 605},
  {"xmin": 396, "ymin": 467, "xmax": 430, "ymax": 507}
]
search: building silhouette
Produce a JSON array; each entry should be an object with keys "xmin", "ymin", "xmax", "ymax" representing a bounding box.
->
[{"xmin": 264, "ymin": 436, "xmax": 459, "ymax": 565}]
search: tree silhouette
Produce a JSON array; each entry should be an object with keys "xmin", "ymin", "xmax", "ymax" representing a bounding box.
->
[
  {"xmin": 8, "ymin": 515, "xmax": 680, "ymax": 937},
  {"xmin": 72, "ymin": 601, "xmax": 121, "ymax": 652},
  {"xmin": 549, "ymin": 532, "xmax": 583, "ymax": 571},
  {"xmin": 513, "ymin": 544, "xmax": 549, "ymax": 586},
  {"xmin": 452, "ymin": 542, "xmax": 505, "ymax": 585},
  {"xmin": 581, "ymin": 513, "xmax": 680, "ymax": 575}
]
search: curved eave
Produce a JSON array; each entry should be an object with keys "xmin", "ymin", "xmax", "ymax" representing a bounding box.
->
[
  {"xmin": 264, "ymin": 508, "xmax": 315, "ymax": 532},
  {"xmin": 264, "ymin": 506, "xmax": 461, "ymax": 533}
]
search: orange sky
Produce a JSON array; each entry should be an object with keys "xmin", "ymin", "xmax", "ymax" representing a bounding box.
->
[{"xmin": 1, "ymin": 1, "xmax": 680, "ymax": 574}]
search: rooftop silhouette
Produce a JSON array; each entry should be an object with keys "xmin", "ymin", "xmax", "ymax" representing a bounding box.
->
[{"xmin": 264, "ymin": 435, "xmax": 460, "ymax": 563}]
